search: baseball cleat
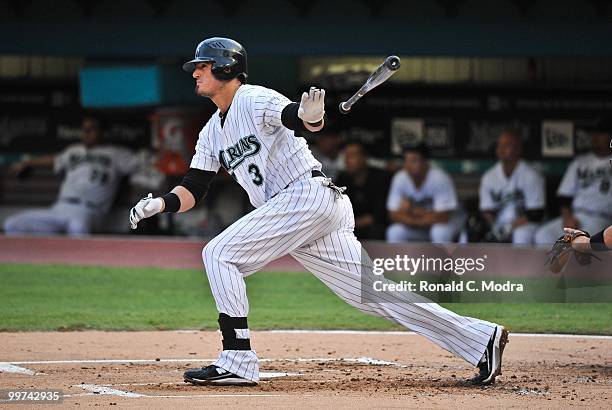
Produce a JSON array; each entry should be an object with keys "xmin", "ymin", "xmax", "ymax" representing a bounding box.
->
[
  {"xmin": 184, "ymin": 365, "xmax": 257, "ymax": 386},
  {"xmin": 470, "ymin": 325, "xmax": 509, "ymax": 385}
]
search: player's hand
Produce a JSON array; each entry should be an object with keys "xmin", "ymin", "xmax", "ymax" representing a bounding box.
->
[
  {"xmin": 563, "ymin": 227, "xmax": 591, "ymax": 251},
  {"xmin": 546, "ymin": 228, "xmax": 600, "ymax": 273},
  {"xmin": 129, "ymin": 193, "xmax": 164, "ymax": 229},
  {"xmin": 8, "ymin": 161, "xmax": 29, "ymax": 177},
  {"xmin": 298, "ymin": 87, "xmax": 325, "ymax": 124}
]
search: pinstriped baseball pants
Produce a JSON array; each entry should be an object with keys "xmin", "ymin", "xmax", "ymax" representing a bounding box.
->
[{"xmin": 203, "ymin": 177, "xmax": 497, "ymax": 382}]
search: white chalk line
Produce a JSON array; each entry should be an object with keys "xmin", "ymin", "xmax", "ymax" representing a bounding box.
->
[
  {"xmin": 95, "ymin": 372, "xmax": 301, "ymax": 388},
  {"xmin": 10, "ymin": 356, "xmax": 406, "ymax": 367},
  {"xmin": 64, "ymin": 384, "xmax": 289, "ymax": 399},
  {"xmin": 64, "ymin": 392, "xmax": 286, "ymax": 399},
  {"xmin": 265, "ymin": 330, "xmax": 612, "ymax": 339},
  {"xmin": 76, "ymin": 384, "xmax": 145, "ymax": 398},
  {"xmin": 0, "ymin": 363, "xmax": 37, "ymax": 375}
]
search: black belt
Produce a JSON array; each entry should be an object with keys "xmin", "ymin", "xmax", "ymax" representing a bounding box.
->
[{"xmin": 273, "ymin": 170, "xmax": 327, "ymax": 198}]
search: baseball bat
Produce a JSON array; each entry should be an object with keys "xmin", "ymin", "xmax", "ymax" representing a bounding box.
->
[{"xmin": 339, "ymin": 55, "xmax": 401, "ymax": 114}]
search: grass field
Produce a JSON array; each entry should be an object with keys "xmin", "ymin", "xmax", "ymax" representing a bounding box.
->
[{"xmin": 1, "ymin": 263, "xmax": 611, "ymax": 334}]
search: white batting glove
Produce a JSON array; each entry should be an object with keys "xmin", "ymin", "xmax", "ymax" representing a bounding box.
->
[
  {"xmin": 297, "ymin": 87, "xmax": 325, "ymax": 123},
  {"xmin": 129, "ymin": 193, "xmax": 164, "ymax": 229}
]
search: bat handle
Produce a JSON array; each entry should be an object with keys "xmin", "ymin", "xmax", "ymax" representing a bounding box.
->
[{"xmin": 339, "ymin": 101, "xmax": 351, "ymax": 115}]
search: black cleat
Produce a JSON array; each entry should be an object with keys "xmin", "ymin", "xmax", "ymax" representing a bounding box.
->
[
  {"xmin": 470, "ymin": 325, "xmax": 509, "ymax": 385},
  {"xmin": 184, "ymin": 365, "xmax": 257, "ymax": 386}
]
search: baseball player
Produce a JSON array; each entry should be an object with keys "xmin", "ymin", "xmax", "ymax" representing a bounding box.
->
[
  {"xmin": 479, "ymin": 131, "xmax": 545, "ymax": 244},
  {"xmin": 386, "ymin": 144, "xmax": 463, "ymax": 243},
  {"xmin": 4, "ymin": 116, "xmax": 138, "ymax": 236},
  {"xmin": 535, "ymin": 127, "xmax": 612, "ymax": 244},
  {"xmin": 129, "ymin": 37, "xmax": 508, "ymax": 387}
]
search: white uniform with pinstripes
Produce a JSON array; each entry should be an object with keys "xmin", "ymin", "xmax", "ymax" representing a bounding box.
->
[{"xmin": 191, "ymin": 84, "xmax": 497, "ymax": 382}]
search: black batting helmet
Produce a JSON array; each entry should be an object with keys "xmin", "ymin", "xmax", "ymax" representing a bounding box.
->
[{"xmin": 183, "ymin": 37, "xmax": 248, "ymax": 83}]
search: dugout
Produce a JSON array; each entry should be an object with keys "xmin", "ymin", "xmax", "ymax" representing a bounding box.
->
[{"xmin": 0, "ymin": 0, "xmax": 611, "ymax": 236}]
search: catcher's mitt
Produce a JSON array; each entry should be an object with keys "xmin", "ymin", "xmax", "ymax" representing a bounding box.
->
[{"xmin": 545, "ymin": 230, "xmax": 599, "ymax": 273}]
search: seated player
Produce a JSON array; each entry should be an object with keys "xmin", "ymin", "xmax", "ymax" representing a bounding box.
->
[
  {"xmin": 335, "ymin": 142, "xmax": 391, "ymax": 240},
  {"xmin": 386, "ymin": 144, "xmax": 463, "ymax": 243},
  {"xmin": 535, "ymin": 124, "xmax": 612, "ymax": 244},
  {"xmin": 3, "ymin": 116, "xmax": 139, "ymax": 236},
  {"xmin": 479, "ymin": 130, "xmax": 545, "ymax": 244}
]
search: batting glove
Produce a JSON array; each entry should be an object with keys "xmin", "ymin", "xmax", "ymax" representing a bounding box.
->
[
  {"xmin": 297, "ymin": 87, "xmax": 325, "ymax": 123},
  {"xmin": 129, "ymin": 193, "xmax": 164, "ymax": 229}
]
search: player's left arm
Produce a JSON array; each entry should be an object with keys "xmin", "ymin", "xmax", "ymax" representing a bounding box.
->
[
  {"xmin": 407, "ymin": 209, "xmax": 450, "ymax": 225},
  {"xmin": 256, "ymin": 87, "xmax": 325, "ymax": 133}
]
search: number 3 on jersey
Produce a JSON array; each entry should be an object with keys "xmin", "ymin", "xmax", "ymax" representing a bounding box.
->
[{"xmin": 248, "ymin": 163, "xmax": 263, "ymax": 186}]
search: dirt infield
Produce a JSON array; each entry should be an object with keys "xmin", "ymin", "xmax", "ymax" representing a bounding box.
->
[{"xmin": 1, "ymin": 331, "xmax": 610, "ymax": 408}]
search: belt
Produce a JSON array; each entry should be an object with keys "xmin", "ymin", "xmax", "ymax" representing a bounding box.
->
[
  {"xmin": 280, "ymin": 170, "xmax": 346, "ymax": 198},
  {"xmin": 311, "ymin": 170, "xmax": 325, "ymax": 178},
  {"xmin": 271, "ymin": 170, "xmax": 327, "ymax": 199},
  {"xmin": 60, "ymin": 197, "xmax": 99, "ymax": 210}
]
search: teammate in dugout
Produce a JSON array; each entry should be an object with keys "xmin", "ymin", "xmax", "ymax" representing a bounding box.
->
[
  {"xmin": 129, "ymin": 37, "xmax": 508, "ymax": 386},
  {"xmin": 386, "ymin": 144, "xmax": 464, "ymax": 243},
  {"xmin": 535, "ymin": 124, "xmax": 612, "ymax": 244},
  {"xmin": 478, "ymin": 130, "xmax": 545, "ymax": 244},
  {"xmin": 4, "ymin": 116, "xmax": 139, "ymax": 236}
]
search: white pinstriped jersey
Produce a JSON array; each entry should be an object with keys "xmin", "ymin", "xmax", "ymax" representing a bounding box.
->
[
  {"xmin": 386, "ymin": 167, "xmax": 458, "ymax": 212},
  {"xmin": 187, "ymin": 85, "xmax": 497, "ymax": 384},
  {"xmin": 190, "ymin": 84, "xmax": 322, "ymax": 207},
  {"xmin": 558, "ymin": 153, "xmax": 612, "ymax": 217},
  {"xmin": 479, "ymin": 160, "xmax": 545, "ymax": 226},
  {"xmin": 54, "ymin": 144, "xmax": 138, "ymax": 214}
]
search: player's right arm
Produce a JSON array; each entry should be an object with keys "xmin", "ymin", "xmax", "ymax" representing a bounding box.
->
[
  {"xmin": 9, "ymin": 154, "xmax": 56, "ymax": 176},
  {"xmin": 129, "ymin": 123, "xmax": 220, "ymax": 229}
]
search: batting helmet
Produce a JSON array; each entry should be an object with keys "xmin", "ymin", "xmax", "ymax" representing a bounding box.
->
[{"xmin": 182, "ymin": 37, "xmax": 248, "ymax": 83}]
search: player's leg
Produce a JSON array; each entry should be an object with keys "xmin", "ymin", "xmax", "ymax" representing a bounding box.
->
[
  {"xmin": 191, "ymin": 178, "xmax": 345, "ymax": 383},
  {"xmin": 534, "ymin": 217, "xmax": 563, "ymax": 245},
  {"xmin": 65, "ymin": 209, "xmax": 96, "ymax": 236},
  {"xmin": 291, "ymin": 195, "xmax": 497, "ymax": 368},
  {"xmin": 3, "ymin": 208, "xmax": 66, "ymax": 235},
  {"xmin": 386, "ymin": 223, "xmax": 429, "ymax": 242},
  {"xmin": 512, "ymin": 223, "xmax": 538, "ymax": 245}
]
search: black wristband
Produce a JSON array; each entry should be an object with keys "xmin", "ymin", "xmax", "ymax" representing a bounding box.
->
[
  {"xmin": 160, "ymin": 192, "xmax": 180, "ymax": 213},
  {"xmin": 590, "ymin": 230, "xmax": 610, "ymax": 251},
  {"xmin": 307, "ymin": 118, "xmax": 323, "ymax": 127}
]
